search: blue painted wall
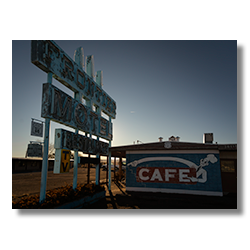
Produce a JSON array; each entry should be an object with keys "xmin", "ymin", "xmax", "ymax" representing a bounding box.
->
[{"xmin": 126, "ymin": 152, "xmax": 223, "ymax": 196}]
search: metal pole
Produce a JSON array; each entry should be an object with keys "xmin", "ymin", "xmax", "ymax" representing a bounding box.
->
[
  {"xmin": 108, "ymin": 117, "xmax": 112, "ymax": 190},
  {"xmin": 114, "ymin": 157, "xmax": 116, "ymax": 180},
  {"xmin": 96, "ymin": 151, "xmax": 100, "ymax": 185},
  {"xmin": 108, "ymin": 146, "xmax": 111, "ymax": 190},
  {"xmin": 87, "ymin": 154, "xmax": 90, "ymax": 184},
  {"xmin": 39, "ymin": 72, "xmax": 52, "ymax": 203},
  {"xmin": 73, "ymin": 129, "xmax": 78, "ymax": 190},
  {"xmin": 106, "ymin": 156, "xmax": 108, "ymax": 182},
  {"xmin": 95, "ymin": 106, "xmax": 101, "ymax": 185},
  {"xmin": 73, "ymin": 48, "xmax": 83, "ymax": 190},
  {"xmin": 73, "ymin": 92, "xmax": 80, "ymax": 190}
]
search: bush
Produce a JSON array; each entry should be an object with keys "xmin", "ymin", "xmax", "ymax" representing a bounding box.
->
[{"xmin": 12, "ymin": 183, "xmax": 105, "ymax": 209}]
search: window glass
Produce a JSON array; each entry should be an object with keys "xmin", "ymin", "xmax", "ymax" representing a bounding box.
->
[{"xmin": 221, "ymin": 160, "xmax": 235, "ymax": 172}]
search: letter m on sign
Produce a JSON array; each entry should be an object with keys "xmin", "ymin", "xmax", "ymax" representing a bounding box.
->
[{"xmin": 60, "ymin": 149, "xmax": 71, "ymax": 173}]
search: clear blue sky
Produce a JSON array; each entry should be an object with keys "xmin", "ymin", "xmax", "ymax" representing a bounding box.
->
[{"xmin": 12, "ymin": 40, "xmax": 237, "ymax": 157}]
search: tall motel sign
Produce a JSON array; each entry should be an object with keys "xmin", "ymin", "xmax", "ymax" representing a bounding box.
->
[{"xmin": 31, "ymin": 40, "xmax": 116, "ymax": 203}]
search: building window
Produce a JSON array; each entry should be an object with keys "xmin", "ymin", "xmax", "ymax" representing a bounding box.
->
[
  {"xmin": 221, "ymin": 160, "xmax": 236, "ymax": 173},
  {"xmin": 18, "ymin": 161, "xmax": 25, "ymax": 167},
  {"xmin": 31, "ymin": 161, "xmax": 37, "ymax": 167}
]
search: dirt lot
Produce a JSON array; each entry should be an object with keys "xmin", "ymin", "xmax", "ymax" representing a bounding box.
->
[
  {"xmin": 12, "ymin": 168, "xmax": 237, "ymax": 209},
  {"xmin": 12, "ymin": 167, "xmax": 108, "ymax": 201}
]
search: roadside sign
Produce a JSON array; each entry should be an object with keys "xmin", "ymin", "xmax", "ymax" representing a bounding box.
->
[
  {"xmin": 54, "ymin": 128, "xmax": 109, "ymax": 155},
  {"xmin": 31, "ymin": 40, "xmax": 116, "ymax": 119},
  {"xmin": 31, "ymin": 119, "xmax": 43, "ymax": 137},
  {"xmin": 31, "ymin": 40, "xmax": 116, "ymax": 201},
  {"xmin": 27, "ymin": 143, "xmax": 43, "ymax": 157}
]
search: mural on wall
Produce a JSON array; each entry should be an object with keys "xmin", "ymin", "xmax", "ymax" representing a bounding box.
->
[{"xmin": 126, "ymin": 152, "xmax": 223, "ymax": 196}]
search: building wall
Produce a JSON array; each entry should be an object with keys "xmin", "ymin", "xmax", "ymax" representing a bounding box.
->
[
  {"xmin": 126, "ymin": 150, "xmax": 223, "ymax": 196},
  {"xmin": 12, "ymin": 158, "xmax": 73, "ymax": 173}
]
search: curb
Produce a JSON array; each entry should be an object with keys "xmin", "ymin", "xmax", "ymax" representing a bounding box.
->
[{"xmin": 55, "ymin": 190, "xmax": 106, "ymax": 209}]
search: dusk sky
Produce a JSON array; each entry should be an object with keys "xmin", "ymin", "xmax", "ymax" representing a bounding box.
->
[{"xmin": 12, "ymin": 40, "xmax": 237, "ymax": 157}]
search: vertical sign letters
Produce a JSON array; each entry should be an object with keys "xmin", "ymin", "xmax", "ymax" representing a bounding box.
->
[
  {"xmin": 54, "ymin": 149, "xmax": 71, "ymax": 173},
  {"xmin": 60, "ymin": 149, "xmax": 71, "ymax": 173}
]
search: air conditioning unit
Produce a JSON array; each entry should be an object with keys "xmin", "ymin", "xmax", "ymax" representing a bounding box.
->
[{"xmin": 203, "ymin": 133, "xmax": 213, "ymax": 144}]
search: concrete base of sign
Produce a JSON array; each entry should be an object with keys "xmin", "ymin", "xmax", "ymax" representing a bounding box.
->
[{"xmin": 54, "ymin": 190, "xmax": 106, "ymax": 209}]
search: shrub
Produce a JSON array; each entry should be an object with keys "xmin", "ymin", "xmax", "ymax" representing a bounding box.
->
[{"xmin": 12, "ymin": 183, "xmax": 105, "ymax": 209}]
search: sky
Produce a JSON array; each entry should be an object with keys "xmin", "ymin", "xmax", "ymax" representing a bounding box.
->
[{"xmin": 12, "ymin": 40, "xmax": 237, "ymax": 157}]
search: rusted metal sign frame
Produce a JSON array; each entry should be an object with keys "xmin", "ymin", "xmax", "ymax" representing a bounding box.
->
[{"xmin": 31, "ymin": 40, "xmax": 116, "ymax": 119}]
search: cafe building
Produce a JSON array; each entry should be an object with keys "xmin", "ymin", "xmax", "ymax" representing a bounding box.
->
[{"xmin": 110, "ymin": 134, "xmax": 237, "ymax": 196}]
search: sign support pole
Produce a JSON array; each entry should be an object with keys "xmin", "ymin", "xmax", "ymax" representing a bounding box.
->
[
  {"xmin": 96, "ymin": 151, "xmax": 100, "ymax": 185},
  {"xmin": 108, "ymin": 116, "xmax": 112, "ymax": 191},
  {"xmin": 39, "ymin": 72, "xmax": 52, "ymax": 203},
  {"xmin": 95, "ymin": 106, "xmax": 101, "ymax": 185},
  {"xmin": 73, "ymin": 93, "xmax": 80, "ymax": 190},
  {"xmin": 73, "ymin": 130, "xmax": 78, "ymax": 190}
]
